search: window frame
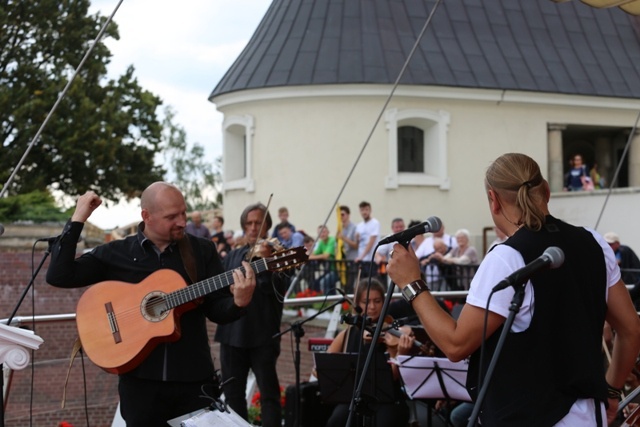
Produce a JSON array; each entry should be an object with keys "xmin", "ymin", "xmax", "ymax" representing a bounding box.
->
[
  {"xmin": 384, "ymin": 108, "xmax": 451, "ymax": 189},
  {"xmin": 222, "ymin": 114, "xmax": 255, "ymax": 192}
]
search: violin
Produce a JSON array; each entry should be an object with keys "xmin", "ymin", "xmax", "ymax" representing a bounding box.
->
[
  {"xmin": 384, "ymin": 324, "xmax": 439, "ymax": 357},
  {"xmin": 363, "ymin": 315, "xmax": 439, "ymax": 357},
  {"xmin": 245, "ymin": 237, "xmax": 284, "ymax": 260},
  {"xmin": 362, "ymin": 315, "xmax": 395, "ymax": 345}
]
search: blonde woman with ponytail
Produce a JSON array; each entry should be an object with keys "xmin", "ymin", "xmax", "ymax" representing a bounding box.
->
[{"xmin": 388, "ymin": 153, "xmax": 640, "ymax": 426}]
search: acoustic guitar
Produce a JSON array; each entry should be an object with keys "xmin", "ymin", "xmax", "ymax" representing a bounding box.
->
[{"xmin": 75, "ymin": 247, "xmax": 307, "ymax": 374}]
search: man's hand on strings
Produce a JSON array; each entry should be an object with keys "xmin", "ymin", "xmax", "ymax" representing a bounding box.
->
[{"xmin": 230, "ymin": 260, "xmax": 256, "ymax": 308}]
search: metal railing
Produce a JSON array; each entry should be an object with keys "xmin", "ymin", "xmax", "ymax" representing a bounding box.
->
[
  {"xmin": 287, "ymin": 259, "xmax": 479, "ymax": 298},
  {"xmin": 3, "ymin": 265, "xmax": 637, "ymax": 325}
]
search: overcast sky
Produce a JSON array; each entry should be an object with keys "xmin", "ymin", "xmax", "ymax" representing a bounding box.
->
[{"xmin": 85, "ymin": 0, "xmax": 272, "ymax": 229}]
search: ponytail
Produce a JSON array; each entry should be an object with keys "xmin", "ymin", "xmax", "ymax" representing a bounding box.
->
[{"xmin": 486, "ymin": 153, "xmax": 547, "ymax": 231}]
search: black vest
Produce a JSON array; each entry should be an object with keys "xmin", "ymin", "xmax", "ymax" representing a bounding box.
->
[{"xmin": 467, "ymin": 215, "xmax": 608, "ymax": 426}]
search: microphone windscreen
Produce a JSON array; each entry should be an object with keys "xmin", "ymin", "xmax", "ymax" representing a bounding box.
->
[
  {"xmin": 544, "ymin": 246, "xmax": 564, "ymax": 269},
  {"xmin": 425, "ymin": 216, "xmax": 442, "ymax": 233}
]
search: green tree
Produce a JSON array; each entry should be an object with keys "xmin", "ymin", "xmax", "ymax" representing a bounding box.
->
[
  {"xmin": 0, "ymin": 0, "xmax": 165, "ymax": 201},
  {"xmin": 161, "ymin": 107, "xmax": 222, "ymax": 211},
  {"xmin": 0, "ymin": 190, "xmax": 71, "ymax": 222}
]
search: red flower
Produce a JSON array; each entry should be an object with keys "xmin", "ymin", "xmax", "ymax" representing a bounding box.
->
[
  {"xmin": 251, "ymin": 391, "xmax": 261, "ymax": 406},
  {"xmin": 295, "ymin": 289, "xmax": 320, "ymax": 299},
  {"xmin": 443, "ymin": 300, "xmax": 454, "ymax": 312}
]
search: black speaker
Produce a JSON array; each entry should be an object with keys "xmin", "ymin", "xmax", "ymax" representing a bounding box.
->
[{"xmin": 284, "ymin": 381, "xmax": 334, "ymax": 427}]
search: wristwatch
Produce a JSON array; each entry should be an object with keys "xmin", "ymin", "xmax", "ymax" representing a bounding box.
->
[{"xmin": 401, "ymin": 279, "xmax": 430, "ymax": 303}]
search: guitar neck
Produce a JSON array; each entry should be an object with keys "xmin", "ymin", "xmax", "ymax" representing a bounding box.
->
[{"xmin": 165, "ymin": 258, "xmax": 268, "ymax": 309}]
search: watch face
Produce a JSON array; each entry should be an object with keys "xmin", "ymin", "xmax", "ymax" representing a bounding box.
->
[
  {"xmin": 402, "ymin": 285, "xmax": 416, "ymax": 301},
  {"xmin": 403, "ymin": 280, "xmax": 427, "ymax": 302}
]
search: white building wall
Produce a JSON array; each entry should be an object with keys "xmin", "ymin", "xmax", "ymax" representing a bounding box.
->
[{"xmin": 212, "ymin": 85, "xmax": 640, "ymax": 253}]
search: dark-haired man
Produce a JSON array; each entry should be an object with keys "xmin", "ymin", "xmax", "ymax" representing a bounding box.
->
[
  {"xmin": 215, "ymin": 203, "xmax": 290, "ymax": 427},
  {"xmin": 354, "ymin": 201, "xmax": 380, "ymax": 279}
]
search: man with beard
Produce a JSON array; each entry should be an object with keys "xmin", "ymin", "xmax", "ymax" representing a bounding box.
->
[{"xmin": 46, "ymin": 182, "xmax": 256, "ymax": 426}]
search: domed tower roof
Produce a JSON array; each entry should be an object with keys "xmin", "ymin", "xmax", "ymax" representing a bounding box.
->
[{"xmin": 210, "ymin": 0, "xmax": 640, "ymax": 99}]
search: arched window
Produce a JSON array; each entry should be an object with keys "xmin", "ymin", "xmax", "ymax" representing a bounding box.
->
[
  {"xmin": 385, "ymin": 108, "xmax": 450, "ymax": 189},
  {"xmin": 222, "ymin": 115, "xmax": 255, "ymax": 192}
]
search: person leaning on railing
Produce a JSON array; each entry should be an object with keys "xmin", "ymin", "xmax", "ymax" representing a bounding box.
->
[{"xmin": 308, "ymin": 225, "xmax": 339, "ymax": 294}]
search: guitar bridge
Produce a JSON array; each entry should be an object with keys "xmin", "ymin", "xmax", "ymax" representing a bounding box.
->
[{"xmin": 105, "ymin": 302, "xmax": 122, "ymax": 344}]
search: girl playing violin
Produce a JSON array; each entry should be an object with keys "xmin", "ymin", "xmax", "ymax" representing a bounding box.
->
[{"xmin": 324, "ymin": 278, "xmax": 411, "ymax": 427}]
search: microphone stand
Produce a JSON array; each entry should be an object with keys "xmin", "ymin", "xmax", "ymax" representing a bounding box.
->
[
  {"xmin": 466, "ymin": 282, "xmax": 527, "ymax": 427},
  {"xmin": 273, "ymin": 296, "xmax": 347, "ymax": 427},
  {"xmin": 346, "ymin": 246, "xmax": 397, "ymax": 427},
  {"xmin": 1, "ymin": 239, "xmax": 54, "ymax": 427}
]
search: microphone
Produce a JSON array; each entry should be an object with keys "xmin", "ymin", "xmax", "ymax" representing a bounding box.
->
[
  {"xmin": 492, "ymin": 246, "xmax": 565, "ymax": 292},
  {"xmin": 36, "ymin": 235, "xmax": 62, "ymax": 245},
  {"xmin": 335, "ymin": 288, "xmax": 362, "ymax": 314},
  {"xmin": 377, "ymin": 216, "xmax": 442, "ymax": 246},
  {"xmin": 340, "ymin": 312, "xmax": 371, "ymax": 326},
  {"xmin": 0, "ymin": 223, "xmax": 4, "ymax": 236},
  {"xmin": 390, "ymin": 314, "xmax": 419, "ymax": 327},
  {"xmin": 336, "ymin": 288, "xmax": 368, "ymax": 326}
]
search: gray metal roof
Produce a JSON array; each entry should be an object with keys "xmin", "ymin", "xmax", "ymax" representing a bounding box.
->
[{"xmin": 209, "ymin": 0, "xmax": 640, "ymax": 100}]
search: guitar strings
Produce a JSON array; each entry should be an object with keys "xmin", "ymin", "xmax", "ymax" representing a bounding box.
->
[
  {"xmin": 80, "ymin": 266, "xmax": 254, "ymax": 341},
  {"xmin": 83, "ymin": 249, "xmax": 301, "ymax": 337}
]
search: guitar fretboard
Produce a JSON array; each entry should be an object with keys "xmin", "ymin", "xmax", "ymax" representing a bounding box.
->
[{"xmin": 165, "ymin": 258, "xmax": 269, "ymax": 309}]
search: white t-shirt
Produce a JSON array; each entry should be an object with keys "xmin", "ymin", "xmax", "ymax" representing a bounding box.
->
[
  {"xmin": 465, "ymin": 228, "xmax": 619, "ymax": 425},
  {"xmin": 376, "ymin": 242, "xmax": 393, "ymax": 261},
  {"xmin": 415, "ymin": 234, "xmax": 458, "ymax": 259},
  {"xmin": 356, "ymin": 218, "xmax": 380, "ymax": 260}
]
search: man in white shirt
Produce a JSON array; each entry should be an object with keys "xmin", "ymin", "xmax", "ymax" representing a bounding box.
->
[
  {"xmin": 376, "ymin": 217, "xmax": 405, "ymax": 264},
  {"xmin": 415, "ymin": 222, "xmax": 458, "ymax": 261},
  {"xmin": 354, "ymin": 201, "xmax": 380, "ymax": 279}
]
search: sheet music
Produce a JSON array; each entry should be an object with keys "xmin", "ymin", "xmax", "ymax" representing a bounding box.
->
[
  {"xmin": 180, "ymin": 410, "xmax": 251, "ymax": 427},
  {"xmin": 167, "ymin": 408, "xmax": 252, "ymax": 427},
  {"xmin": 395, "ymin": 355, "xmax": 471, "ymax": 401}
]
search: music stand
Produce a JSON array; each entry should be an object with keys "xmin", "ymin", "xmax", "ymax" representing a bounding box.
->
[
  {"xmin": 314, "ymin": 352, "xmax": 395, "ymax": 405},
  {"xmin": 396, "ymin": 356, "xmax": 471, "ymax": 402}
]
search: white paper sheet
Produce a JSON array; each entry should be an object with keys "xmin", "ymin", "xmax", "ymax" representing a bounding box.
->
[{"xmin": 395, "ymin": 355, "xmax": 472, "ymax": 402}]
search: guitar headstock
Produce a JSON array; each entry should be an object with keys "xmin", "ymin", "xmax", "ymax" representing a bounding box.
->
[{"xmin": 265, "ymin": 246, "xmax": 308, "ymax": 272}]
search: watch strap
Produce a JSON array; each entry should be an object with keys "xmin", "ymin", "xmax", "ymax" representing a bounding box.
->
[{"xmin": 401, "ymin": 279, "xmax": 430, "ymax": 302}]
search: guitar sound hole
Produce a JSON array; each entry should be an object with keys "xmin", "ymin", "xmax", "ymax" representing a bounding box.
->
[{"xmin": 141, "ymin": 292, "xmax": 170, "ymax": 322}]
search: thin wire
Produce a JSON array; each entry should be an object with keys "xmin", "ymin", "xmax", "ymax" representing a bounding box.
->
[
  {"xmin": 342, "ymin": 3, "xmax": 444, "ymax": 425},
  {"xmin": 314, "ymin": 0, "xmax": 444, "ymax": 242},
  {"xmin": 593, "ymin": 110, "xmax": 640, "ymax": 229},
  {"xmin": 284, "ymin": 0, "xmax": 443, "ymax": 301},
  {"xmin": 0, "ymin": 0, "xmax": 125, "ymax": 199},
  {"xmin": 3, "ymin": 6, "xmax": 134, "ymax": 420}
]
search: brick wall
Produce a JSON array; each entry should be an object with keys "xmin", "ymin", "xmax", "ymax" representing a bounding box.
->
[{"xmin": 1, "ymin": 251, "xmax": 330, "ymax": 427}]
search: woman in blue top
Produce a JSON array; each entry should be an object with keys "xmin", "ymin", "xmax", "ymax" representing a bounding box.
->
[{"xmin": 564, "ymin": 153, "xmax": 589, "ymax": 191}]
